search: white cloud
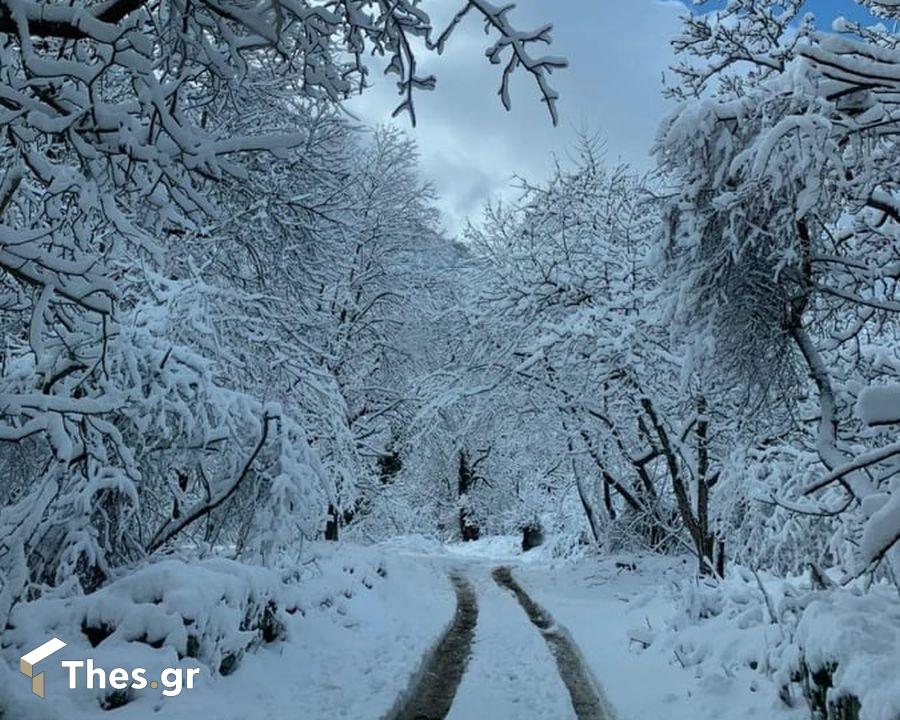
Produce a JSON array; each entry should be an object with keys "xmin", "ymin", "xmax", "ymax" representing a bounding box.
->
[{"xmin": 345, "ymin": 0, "xmax": 686, "ymax": 235}]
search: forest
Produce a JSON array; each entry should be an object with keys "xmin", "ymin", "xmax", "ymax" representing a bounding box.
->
[{"xmin": 0, "ymin": 1, "xmax": 898, "ymax": 720}]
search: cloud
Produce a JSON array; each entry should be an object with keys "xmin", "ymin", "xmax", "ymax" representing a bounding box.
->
[{"xmin": 346, "ymin": 1, "xmax": 686, "ymax": 235}]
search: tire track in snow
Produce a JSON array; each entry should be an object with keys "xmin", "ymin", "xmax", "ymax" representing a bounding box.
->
[
  {"xmin": 389, "ymin": 573, "xmax": 478, "ymax": 720},
  {"xmin": 492, "ymin": 566, "xmax": 616, "ymax": 720}
]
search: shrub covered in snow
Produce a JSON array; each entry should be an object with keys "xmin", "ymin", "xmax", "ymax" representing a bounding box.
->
[
  {"xmin": 790, "ymin": 589, "xmax": 900, "ymax": 720},
  {"xmin": 2, "ymin": 558, "xmax": 295, "ymax": 690},
  {"xmin": 0, "ymin": 544, "xmax": 415, "ymax": 717},
  {"xmin": 664, "ymin": 568, "xmax": 900, "ymax": 720}
]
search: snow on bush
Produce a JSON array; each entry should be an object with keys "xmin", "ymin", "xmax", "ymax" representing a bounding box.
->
[
  {"xmin": 0, "ymin": 545, "xmax": 405, "ymax": 717},
  {"xmin": 3, "ymin": 559, "xmax": 293, "ymax": 690},
  {"xmin": 665, "ymin": 570, "xmax": 786, "ymax": 694},
  {"xmin": 793, "ymin": 589, "xmax": 900, "ymax": 720},
  {"xmin": 660, "ymin": 567, "xmax": 900, "ymax": 720}
]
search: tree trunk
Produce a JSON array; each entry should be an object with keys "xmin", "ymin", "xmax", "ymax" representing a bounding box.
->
[
  {"xmin": 574, "ymin": 466, "xmax": 602, "ymax": 543},
  {"xmin": 458, "ymin": 450, "xmax": 480, "ymax": 541},
  {"xmin": 695, "ymin": 396, "xmax": 715, "ymax": 576},
  {"xmin": 325, "ymin": 503, "xmax": 339, "ymax": 541},
  {"xmin": 567, "ymin": 437, "xmax": 602, "ymax": 542}
]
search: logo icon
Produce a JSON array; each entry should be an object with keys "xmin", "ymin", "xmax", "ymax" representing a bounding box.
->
[{"xmin": 20, "ymin": 638, "xmax": 67, "ymax": 698}]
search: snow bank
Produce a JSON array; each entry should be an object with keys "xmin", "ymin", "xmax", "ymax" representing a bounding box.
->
[
  {"xmin": 665, "ymin": 567, "xmax": 900, "ymax": 720},
  {"xmin": 1, "ymin": 543, "xmax": 455, "ymax": 720},
  {"xmin": 2, "ymin": 557, "xmax": 289, "ymax": 716},
  {"xmin": 666, "ymin": 568, "xmax": 900, "ymax": 720},
  {"xmin": 4, "ymin": 558, "xmax": 289, "ymax": 689},
  {"xmin": 518, "ymin": 554, "xmax": 802, "ymax": 720}
]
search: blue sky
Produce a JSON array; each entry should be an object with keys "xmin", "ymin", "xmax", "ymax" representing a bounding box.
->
[
  {"xmin": 348, "ymin": 1, "xmax": 888, "ymax": 235},
  {"xmin": 795, "ymin": 0, "xmax": 875, "ymax": 20},
  {"xmin": 681, "ymin": 0, "xmax": 878, "ymax": 24}
]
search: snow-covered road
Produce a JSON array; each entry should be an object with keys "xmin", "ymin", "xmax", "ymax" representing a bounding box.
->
[
  {"xmin": 382, "ymin": 537, "xmax": 802, "ymax": 720},
  {"xmin": 444, "ymin": 564, "xmax": 579, "ymax": 720},
  {"xmin": 386, "ymin": 538, "xmax": 614, "ymax": 720}
]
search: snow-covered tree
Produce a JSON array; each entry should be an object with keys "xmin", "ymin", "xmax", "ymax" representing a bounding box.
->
[
  {"xmin": 656, "ymin": 0, "xmax": 900, "ymax": 581},
  {"xmin": 448, "ymin": 141, "xmax": 744, "ymax": 569},
  {"xmin": 0, "ymin": 0, "xmax": 566, "ymax": 612}
]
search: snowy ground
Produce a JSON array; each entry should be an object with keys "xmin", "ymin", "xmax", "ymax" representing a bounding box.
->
[
  {"xmin": 445, "ymin": 563, "xmax": 573, "ymax": 719},
  {"xmin": 4, "ymin": 536, "xmax": 878, "ymax": 720},
  {"xmin": 2, "ymin": 542, "xmax": 455, "ymax": 720},
  {"xmin": 516, "ymin": 553, "xmax": 803, "ymax": 720},
  {"xmin": 381, "ymin": 534, "xmax": 578, "ymax": 719},
  {"xmin": 384, "ymin": 536, "xmax": 803, "ymax": 720}
]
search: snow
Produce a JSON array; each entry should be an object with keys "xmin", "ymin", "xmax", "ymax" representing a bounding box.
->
[
  {"xmin": 517, "ymin": 554, "xmax": 805, "ymax": 720},
  {"xmin": 1, "ymin": 543, "xmax": 455, "ymax": 720},
  {"xmin": 516, "ymin": 552, "xmax": 900, "ymax": 720},
  {"xmin": 445, "ymin": 536, "xmax": 536, "ymax": 562},
  {"xmin": 796, "ymin": 588, "xmax": 900, "ymax": 720},
  {"xmin": 857, "ymin": 384, "xmax": 900, "ymax": 427},
  {"xmin": 380, "ymin": 534, "xmax": 551, "ymax": 564},
  {"xmin": 860, "ymin": 487, "xmax": 900, "ymax": 570},
  {"xmin": 446, "ymin": 565, "xmax": 574, "ymax": 720},
  {"xmin": 3, "ymin": 538, "xmax": 900, "ymax": 720},
  {"xmin": 2, "ymin": 2, "xmax": 898, "ymax": 720}
]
